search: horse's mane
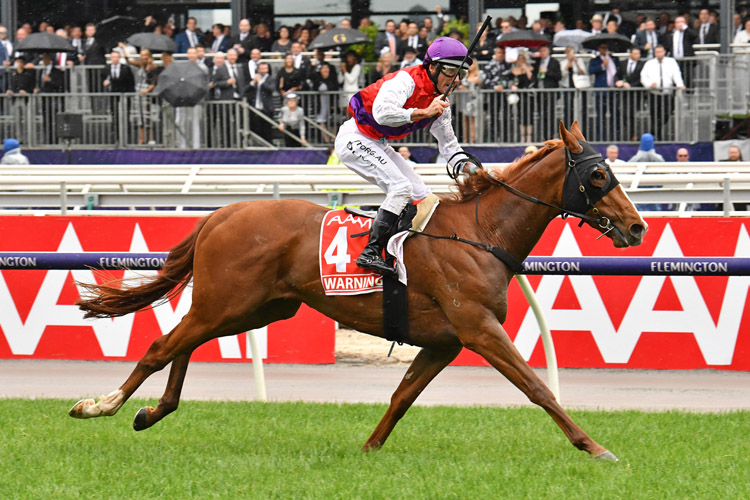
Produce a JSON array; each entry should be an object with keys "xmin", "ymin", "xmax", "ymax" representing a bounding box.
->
[{"xmin": 443, "ymin": 140, "xmax": 564, "ymax": 203}]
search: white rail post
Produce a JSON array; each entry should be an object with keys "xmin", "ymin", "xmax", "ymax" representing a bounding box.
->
[
  {"xmin": 514, "ymin": 275, "xmax": 560, "ymax": 402},
  {"xmin": 247, "ymin": 329, "xmax": 267, "ymax": 402}
]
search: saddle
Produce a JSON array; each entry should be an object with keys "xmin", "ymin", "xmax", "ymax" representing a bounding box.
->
[{"xmin": 344, "ymin": 193, "xmax": 440, "ymax": 235}]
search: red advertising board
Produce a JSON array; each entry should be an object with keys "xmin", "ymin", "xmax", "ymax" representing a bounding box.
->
[
  {"xmin": 0, "ymin": 216, "xmax": 334, "ymax": 364},
  {"xmin": 0, "ymin": 216, "xmax": 749, "ymax": 370}
]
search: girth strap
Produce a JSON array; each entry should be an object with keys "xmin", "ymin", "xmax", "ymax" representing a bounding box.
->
[{"xmin": 410, "ymin": 229, "xmax": 524, "ymax": 274}]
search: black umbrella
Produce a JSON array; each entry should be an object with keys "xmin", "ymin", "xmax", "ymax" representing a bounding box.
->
[
  {"xmin": 16, "ymin": 32, "xmax": 77, "ymax": 53},
  {"xmin": 155, "ymin": 61, "xmax": 209, "ymax": 107},
  {"xmin": 582, "ymin": 33, "xmax": 633, "ymax": 53},
  {"xmin": 496, "ymin": 30, "xmax": 551, "ymax": 49},
  {"xmin": 127, "ymin": 32, "xmax": 177, "ymax": 53},
  {"xmin": 96, "ymin": 15, "xmax": 141, "ymax": 52},
  {"xmin": 308, "ymin": 28, "xmax": 371, "ymax": 50}
]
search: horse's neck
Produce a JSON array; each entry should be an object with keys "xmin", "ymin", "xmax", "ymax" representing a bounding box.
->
[{"xmin": 480, "ymin": 155, "xmax": 564, "ymax": 261}]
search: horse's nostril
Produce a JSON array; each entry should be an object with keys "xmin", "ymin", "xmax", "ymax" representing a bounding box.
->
[{"xmin": 629, "ymin": 224, "xmax": 645, "ymax": 238}]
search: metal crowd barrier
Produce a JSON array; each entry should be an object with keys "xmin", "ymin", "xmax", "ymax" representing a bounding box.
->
[{"xmin": 0, "ymin": 61, "xmax": 735, "ymax": 148}]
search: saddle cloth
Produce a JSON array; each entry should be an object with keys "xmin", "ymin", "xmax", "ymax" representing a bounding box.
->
[
  {"xmin": 320, "ymin": 197, "xmax": 440, "ymax": 294},
  {"xmin": 319, "ymin": 210, "xmax": 383, "ymax": 295}
]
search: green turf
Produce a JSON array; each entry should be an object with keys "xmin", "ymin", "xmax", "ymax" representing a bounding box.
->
[{"xmin": 0, "ymin": 399, "xmax": 748, "ymax": 499}]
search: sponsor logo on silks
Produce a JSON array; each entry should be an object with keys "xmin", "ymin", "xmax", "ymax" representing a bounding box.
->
[
  {"xmin": 319, "ymin": 210, "xmax": 383, "ymax": 296},
  {"xmin": 347, "ymin": 140, "xmax": 388, "ymax": 165}
]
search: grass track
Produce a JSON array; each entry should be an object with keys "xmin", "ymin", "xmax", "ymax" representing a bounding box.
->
[{"xmin": 1, "ymin": 399, "xmax": 748, "ymax": 499}]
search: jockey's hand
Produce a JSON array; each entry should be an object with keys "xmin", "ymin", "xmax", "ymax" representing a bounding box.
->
[
  {"xmin": 464, "ymin": 162, "xmax": 482, "ymax": 176},
  {"xmin": 412, "ymin": 95, "xmax": 449, "ymax": 121}
]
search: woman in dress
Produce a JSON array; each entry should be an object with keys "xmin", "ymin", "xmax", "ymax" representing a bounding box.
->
[
  {"xmin": 311, "ymin": 62, "xmax": 339, "ymax": 142},
  {"xmin": 457, "ymin": 60, "xmax": 482, "ymax": 143},
  {"xmin": 510, "ymin": 51, "xmax": 534, "ymax": 143},
  {"xmin": 277, "ymin": 53, "xmax": 304, "ymax": 98},
  {"xmin": 271, "ymin": 26, "xmax": 292, "ymax": 55},
  {"xmin": 120, "ymin": 44, "xmax": 160, "ymax": 145},
  {"xmin": 338, "ymin": 50, "xmax": 361, "ymax": 113}
]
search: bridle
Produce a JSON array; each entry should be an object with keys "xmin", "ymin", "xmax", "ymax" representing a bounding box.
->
[
  {"xmin": 448, "ymin": 143, "xmax": 621, "ymax": 238},
  {"xmin": 413, "ymin": 144, "xmax": 625, "ymax": 274}
]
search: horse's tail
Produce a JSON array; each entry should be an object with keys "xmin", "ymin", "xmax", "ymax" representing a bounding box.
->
[{"xmin": 77, "ymin": 216, "xmax": 211, "ymax": 319}]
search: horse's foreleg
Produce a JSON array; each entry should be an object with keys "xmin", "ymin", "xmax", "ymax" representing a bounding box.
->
[
  {"xmin": 364, "ymin": 344, "xmax": 462, "ymax": 451},
  {"xmin": 132, "ymin": 352, "xmax": 192, "ymax": 431},
  {"xmin": 461, "ymin": 323, "xmax": 617, "ymax": 461}
]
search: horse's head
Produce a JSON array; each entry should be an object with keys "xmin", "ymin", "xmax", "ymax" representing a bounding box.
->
[{"xmin": 558, "ymin": 121, "xmax": 647, "ymax": 248}]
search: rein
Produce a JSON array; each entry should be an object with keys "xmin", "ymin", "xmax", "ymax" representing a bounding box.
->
[
  {"xmin": 412, "ymin": 143, "xmax": 622, "ymax": 273},
  {"xmin": 483, "ymin": 145, "xmax": 618, "ymax": 232}
]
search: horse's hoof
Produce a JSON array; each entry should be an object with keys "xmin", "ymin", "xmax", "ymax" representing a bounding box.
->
[
  {"xmin": 69, "ymin": 398, "xmax": 96, "ymax": 419},
  {"xmin": 594, "ymin": 450, "xmax": 619, "ymax": 462},
  {"xmin": 133, "ymin": 407, "xmax": 151, "ymax": 431}
]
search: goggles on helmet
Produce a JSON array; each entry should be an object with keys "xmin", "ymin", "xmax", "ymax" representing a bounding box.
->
[{"xmin": 437, "ymin": 62, "xmax": 468, "ymax": 80}]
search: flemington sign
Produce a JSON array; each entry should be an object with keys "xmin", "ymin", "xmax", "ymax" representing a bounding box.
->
[{"xmin": 0, "ymin": 216, "xmax": 748, "ymax": 370}]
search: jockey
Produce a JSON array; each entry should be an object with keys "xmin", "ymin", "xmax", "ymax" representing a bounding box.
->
[{"xmin": 334, "ymin": 36, "xmax": 479, "ymax": 277}]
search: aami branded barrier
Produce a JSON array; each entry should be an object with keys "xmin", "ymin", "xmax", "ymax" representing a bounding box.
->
[
  {"xmin": 0, "ymin": 216, "xmax": 334, "ymax": 364},
  {"xmin": 1, "ymin": 216, "xmax": 749, "ymax": 370}
]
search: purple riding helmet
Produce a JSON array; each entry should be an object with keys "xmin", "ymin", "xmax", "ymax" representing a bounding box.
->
[
  {"xmin": 422, "ymin": 36, "xmax": 472, "ymax": 90},
  {"xmin": 423, "ymin": 36, "xmax": 472, "ymax": 68}
]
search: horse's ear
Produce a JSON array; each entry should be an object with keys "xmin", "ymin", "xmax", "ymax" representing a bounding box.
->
[
  {"xmin": 559, "ymin": 121, "xmax": 582, "ymax": 153},
  {"xmin": 570, "ymin": 120, "xmax": 586, "ymax": 141}
]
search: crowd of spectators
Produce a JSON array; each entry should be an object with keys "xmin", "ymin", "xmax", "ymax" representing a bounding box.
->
[{"xmin": 0, "ymin": 7, "xmax": 749, "ymax": 147}]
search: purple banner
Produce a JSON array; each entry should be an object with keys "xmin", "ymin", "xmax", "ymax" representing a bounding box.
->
[
  {"xmin": 522, "ymin": 257, "xmax": 750, "ymax": 276},
  {"xmin": 0, "ymin": 253, "xmax": 168, "ymax": 270},
  {"xmin": 2, "ymin": 253, "xmax": 749, "ymax": 276},
  {"xmin": 23, "ymin": 142, "xmax": 714, "ymax": 166}
]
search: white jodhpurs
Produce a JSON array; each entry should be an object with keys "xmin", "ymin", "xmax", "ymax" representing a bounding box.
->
[{"xmin": 334, "ymin": 118, "xmax": 431, "ymax": 214}]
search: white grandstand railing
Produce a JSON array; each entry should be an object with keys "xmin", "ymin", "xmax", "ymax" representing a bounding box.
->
[{"xmin": 2, "ymin": 162, "xmax": 750, "ymax": 216}]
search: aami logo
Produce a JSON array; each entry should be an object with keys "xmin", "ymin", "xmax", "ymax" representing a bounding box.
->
[
  {"xmin": 0, "ymin": 222, "xmax": 267, "ymax": 359},
  {"xmin": 514, "ymin": 223, "xmax": 750, "ymax": 366}
]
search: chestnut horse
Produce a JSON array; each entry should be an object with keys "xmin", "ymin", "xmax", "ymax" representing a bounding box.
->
[{"xmin": 70, "ymin": 122, "xmax": 646, "ymax": 461}]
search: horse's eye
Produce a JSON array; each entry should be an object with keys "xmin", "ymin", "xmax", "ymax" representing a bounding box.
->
[{"xmin": 591, "ymin": 170, "xmax": 605, "ymax": 182}]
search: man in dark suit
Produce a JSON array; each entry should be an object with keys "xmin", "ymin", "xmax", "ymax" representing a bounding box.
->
[
  {"xmin": 103, "ymin": 50, "xmax": 134, "ymax": 92},
  {"xmin": 81, "ymin": 23, "xmax": 107, "ymax": 113},
  {"xmin": 398, "ymin": 22, "xmax": 428, "ymax": 60},
  {"xmin": 0, "ymin": 29, "xmax": 8, "ymax": 93},
  {"xmin": 635, "ymin": 18, "xmax": 661, "ymax": 58},
  {"xmin": 212, "ymin": 48, "xmax": 246, "ymax": 100},
  {"xmin": 35, "ymin": 52, "xmax": 65, "ymax": 143},
  {"xmin": 531, "ymin": 44, "xmax": 561, "ymax": 141},
  {"xmin": 290, "ymin": 42, "xmax": 312, "ymax": 85},
  {"xmin": 82, "ymin": 24, "xmax": 106, "ymax": 65},
  {"xmin": 696, "ymin": 9, "xmax": 719, "ymax": 45},
  {"xmin": 175, "ymin": 17, "xmax": 203, "ymax": 53},
  {"xmin": 36, "ymin": 52, "xmax": 64, "ymax": 93},
  {"xmin": 374, "ymin": 19, "xmax": 399, "ymax": 61},
  {"xmin": 229, "ymin": 18, "xmax": 257, "ymax": 64},
  {"xmin": 196, "ymin": 45, "xmax": 212, "ymax": 72},
  {"xmin": 588, "ymin": 43, "xmax": 619, "ymax": 140},
  {"xmin": 244, "ymin": 62, "xmax": 276, "ymax": 144},
  {"xmin": 614, "ymin": 47, "xmax": 645, "ymax": 140},
  {"xmin": 663, "ymin": 16, "xmax": 697, "ymax": 87},
  {"xmin": 663, "ymin": 16, "xmax": 697, "ymax": 57},
  {"xmin": 209, "ymin": 24, "xmax": 230, "ymax": 54},
  {"xmin": 102, "ymin": 50, "xmax": 134, "ymax": 140}
]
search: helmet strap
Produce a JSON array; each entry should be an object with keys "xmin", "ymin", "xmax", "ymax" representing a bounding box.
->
[{"xmin": 427, "ymin": 63, "xmax": 440, "ymax": 94}]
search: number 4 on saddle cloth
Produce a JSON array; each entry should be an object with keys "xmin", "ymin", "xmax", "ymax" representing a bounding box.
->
[
  {"xmin": 319, "ymin": 194, "xmax": 439, "ymax": 296},
  {"xmin": 318, "ymin": 195, "xmax": 439, "ymax": 345}
]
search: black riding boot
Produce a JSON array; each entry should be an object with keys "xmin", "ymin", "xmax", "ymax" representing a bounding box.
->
[{"xmin": 356, "ymin": 208, "xmax": 399, "ymax": 277}]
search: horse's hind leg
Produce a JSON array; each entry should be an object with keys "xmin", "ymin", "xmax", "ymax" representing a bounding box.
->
[
  {"xmin": 69, "ymin": 315, "xmax": 207, "ymax": 420},
  {"xmin": 364, "ymin": 344, "xmax": 462, "ymax": 451},
  {"xmin": 132, "ymin": 352, "xmax": 191, "ymax": 431},
  {"xmin": 460, "ymin": 322, "xmax": 617, "ymax": 461}
]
